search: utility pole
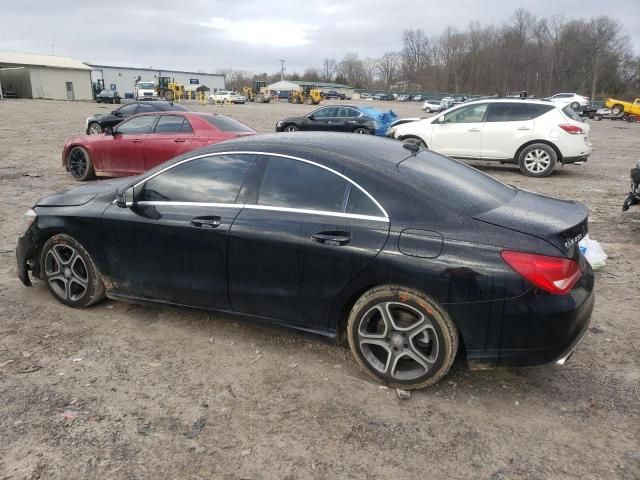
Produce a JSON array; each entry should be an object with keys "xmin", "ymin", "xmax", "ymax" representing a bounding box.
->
[{"xmin": 280, "ymin": 59, "xmax": 285, "ymax": 81}]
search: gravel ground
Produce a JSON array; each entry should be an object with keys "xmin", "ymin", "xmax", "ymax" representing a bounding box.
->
[{"xmin": 0, "ymin": 98, "xmax": 639, "ymax": 480}]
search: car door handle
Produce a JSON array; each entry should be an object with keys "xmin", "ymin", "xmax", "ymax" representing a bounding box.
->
[
  {"xmin": 191, "ymin": 216, "xmax": 221, "ymax": 229},
  {"xmin": 468, "ymin": 128, "xmax": 481, "ymax": 132},
  {"xmin": 517, "ymin": 126, "xmax": 531, "ymax": 130},
  {"xmin": 173, "ymin": 139, "xmax": 186, "ymax": 143},
  {"xmin": 312, "ymin": 231, "xmax": 351, "ymax": 246},
  {"xmin": 131, "ymin": 139, "xmax": 143, "ymax": 143}
]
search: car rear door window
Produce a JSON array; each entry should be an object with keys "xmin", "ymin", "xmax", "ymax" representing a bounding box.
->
[
  {"xmin": 116, "ymin": 115, "xmax": 157, "ymax": 134},
  {"xmin": 154, "ymin": 115, "xmax": 188, "ymax": 133},
  {"xmin": 486, "ymin": 103, "xmax": 554, "ymax": 122},
  {"xmin": 346, "ymin": 186, "xmax": 383, "ymax": 216},
  {"xmin": 139, "ymin": 154, "xmax": 254, "ymax": 203},
  {"xmin": 258, "ymin": 157, "xmax": 348, "ymax": 212}
]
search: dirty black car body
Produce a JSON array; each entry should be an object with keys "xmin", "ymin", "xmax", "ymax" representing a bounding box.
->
[
  {"xmin": 275, "ymin": 105, "xmax": 376, "ymax": 134},
  {"xmin": 17, "ymin": 133, "xmax": 594, "ymax": 387}
]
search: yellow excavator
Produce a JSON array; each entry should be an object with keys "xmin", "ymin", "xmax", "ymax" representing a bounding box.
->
[
  {"xmin": 157, "ymin": 77, "xmax": 185, "ymax": 101},
  {"xmin": 243, "ymin": 81, "xmax": 271, "ymax": 103},
  {"xmin": 289, "ymin": 85, "xmax": 322, "ymax": 105}
]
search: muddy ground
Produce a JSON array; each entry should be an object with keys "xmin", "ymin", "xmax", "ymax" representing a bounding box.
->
[{"xmin": 0, "ymin": 98, "xmax": 638, "ymax": 479}]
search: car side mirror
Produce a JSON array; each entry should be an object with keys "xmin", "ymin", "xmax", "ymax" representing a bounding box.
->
[
  {"xmin": 116, "ymin": 186, "xmax": 136, "ymax": 208},
  {"xmin": 307, "ymin": 114, "xmax": 315, "ymax": 120},
  {"xmin": 437, "ymin": 116, "xmax": 445, "ymax": 123}
]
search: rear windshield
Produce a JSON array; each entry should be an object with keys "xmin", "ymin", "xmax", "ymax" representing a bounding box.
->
[
  {"xmin": 202, "ymin": 115, "xmax": 255, "ymax": 133},
  {"xmin": 398, "ymin": 152, "xmax": 516, "ymax": 216},
  {"xmin": 157, "ymin": 103, "xmax": 190, "ymax": 111},
  {"xmin": 562, "ymin": 105, "xmax": 584, "ymax": 122}
]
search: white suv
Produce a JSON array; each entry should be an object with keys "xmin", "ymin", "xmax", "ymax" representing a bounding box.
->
[
  {"xmin": 208, "ymin": 90, "xmax": 245, "ymax": 104},
  {"xmin": 548, "ymin": 93, "xmax": 590, "ymax": 109},
  {"xmin": 387, "ymin": 99, "xmax": 592, "ymax": 177}
]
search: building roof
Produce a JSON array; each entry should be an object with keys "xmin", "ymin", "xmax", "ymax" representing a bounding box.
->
[
  {"xmin": 292, "ymin": 80, "xmax": 353, "ymax": 89},
  {"xmin": 88, "ymin": 64, "xmax": 224, "ymax": 77},
  {"xmin": 0, "ymin": 51, "xmax": 92, "ymax": 70}
]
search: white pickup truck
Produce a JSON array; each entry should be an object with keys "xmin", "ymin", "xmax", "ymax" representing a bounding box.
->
[{"xmin": 135, "ymin": 81, "xmax": 158, "ymax": 101}]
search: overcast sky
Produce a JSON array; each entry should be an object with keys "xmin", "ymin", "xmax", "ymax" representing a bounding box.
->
[{"xmin": 2, "ymin": 0, "xmax": 639, "ymax": 74}]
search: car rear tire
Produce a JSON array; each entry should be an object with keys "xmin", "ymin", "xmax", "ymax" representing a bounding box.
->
[
  {"xmin": 347, "ymin": 285, "xmax": 458, "ymax": 389},
  {"xmin": 40, "ymin": 234, "xmax": 106, "ymax": 308},
  {"xmin": 353, "ymin": 127, "xmax": 369, "ymax": 134},
  {"xmin": 424, "ymin": 107, "xmax": 432, "ymax": 113},
  {"xmin": 570, "ymin": 101, "xmax": 579, "ymax": 110},
  {"xmin": 518, "ymin": 143, "xmax": 557, "ymax": 177},
  {"xmin": 593, "ymin": 113, "xmax": 602, "ymax": 121},
  {"xmin": 67, "ymin": 146, "xmax": 95, "ymax": 181},
  {"xmin": 164, "ymin": 90, "xmax": 174, "ymax": 101},
  {"xmin": 283, "ymin": 125, "xmax": 298, "ymax": 132},
  {"xmin": 88, "ymin": 122, "xmax": 103, "ymax": 135}
]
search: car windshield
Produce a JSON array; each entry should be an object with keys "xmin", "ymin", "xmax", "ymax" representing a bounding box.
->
[
  {"xmin": 201, "ymin": 115, "xmax": 255, "ymax": 132},
  {"xmin": 398, "ymin": 152, "xmax": 516, "ymax": 216},
  {"xmin": 138, "ymin": 82, "xmax": 154, "ymax": 89},
  {"xmin": 99, "ymin": 90, "xmax": 113, "ymax": 96},
  {"xmin": 562, "ymin": 105, "xmax": 584, "ymax": 122}
]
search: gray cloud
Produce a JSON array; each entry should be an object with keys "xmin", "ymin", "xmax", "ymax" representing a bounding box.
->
[{"xmin": 1, "ymin": 0, "xmax": 638, "ymax": 74}]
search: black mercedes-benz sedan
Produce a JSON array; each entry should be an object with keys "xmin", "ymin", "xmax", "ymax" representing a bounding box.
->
[
  {"xmin": 16, "ymin": 133, "xmax": 594, "ymax": 389},
  {"xmin": 85, "ymin": 101, "xmax": 190, "ymax": 135}
]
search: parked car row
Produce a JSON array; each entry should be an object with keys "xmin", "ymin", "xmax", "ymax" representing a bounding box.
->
[{"xmin": 14, "ymin": 92, "xmax": 603, "ymax": 390}]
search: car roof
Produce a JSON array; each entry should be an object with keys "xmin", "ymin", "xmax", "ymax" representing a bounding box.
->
[{"xmin": 451, "ymin": 98, "xmax": 556, "ymax": 107}]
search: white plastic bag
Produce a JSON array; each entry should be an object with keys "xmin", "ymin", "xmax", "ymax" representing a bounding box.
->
[{"xmin": 579, "ymin": 235, "xmax": 607, "ymax": 270}]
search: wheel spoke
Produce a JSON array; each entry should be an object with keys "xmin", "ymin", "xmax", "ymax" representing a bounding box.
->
[{"xmin": 359, "ymin": 338, "xmax": 392, "ymax": 374}]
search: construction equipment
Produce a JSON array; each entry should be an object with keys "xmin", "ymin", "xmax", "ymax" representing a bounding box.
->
[
  {"xmin": 156, "ymin": 77, "xmax": 185, "ymax": 101},
  {"xmin": 288, "ymin": 85, "xmax": 322, "ymax": 105},
  {"xmin": 242, "ymin": 81, "xmax": 271, "ymax": 103}
]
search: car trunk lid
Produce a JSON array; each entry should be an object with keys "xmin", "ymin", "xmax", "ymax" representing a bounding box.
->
[{"xmin": 473, "ymin": 188, "xmax": 588, "ymax": 259}]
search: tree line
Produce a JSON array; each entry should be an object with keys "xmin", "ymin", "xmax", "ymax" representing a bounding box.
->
[{"xmin": 219, "ymin": 9, "xmax": 639, "ymax": 99}]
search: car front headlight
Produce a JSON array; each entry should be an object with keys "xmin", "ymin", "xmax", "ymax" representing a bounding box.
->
[
  {"xmin": 24, "ymin": 209, "xmax": 37, "ymax": 228},
  {"xmin": 276, "ymin": 121, "xmax": 283, "ymax": 127}
]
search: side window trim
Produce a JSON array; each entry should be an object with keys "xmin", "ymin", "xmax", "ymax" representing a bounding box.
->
[{"xmin": 132, "ymin": 151, "xmax": 388, "ymax": 220}]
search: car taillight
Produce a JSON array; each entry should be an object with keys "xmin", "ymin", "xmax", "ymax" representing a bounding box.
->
[
  {"xmin": 501, "ymin": 251, "xmax": 582, "ymax": 295},
  {"xmin": 559, "ymin": 124, "xmax": 585, "ymax": 135}
]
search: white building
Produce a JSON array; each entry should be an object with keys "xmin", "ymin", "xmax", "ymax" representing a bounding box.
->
[
  {"xmin": 0, "ymin": 51, "xmax": 93, "ymax": 100},
  {"xmin": 88, "ymin": 65, "xmax": 225, "ymax": 98}
]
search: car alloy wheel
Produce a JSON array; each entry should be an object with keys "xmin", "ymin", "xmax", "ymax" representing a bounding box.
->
[
  {"xmin": 353, "ymin": 128, "xmax": 369, "ymax": 134},
  {"xmin": 44, "ymin": 244, "xmax": 89, "ymax": 302},
  {"xmin": 88, "ymin": 123, "xmax": 102, "ymax": 135},
  {"xmin": 570, "ymin": 102, "xmax": 579, "ymax": 110},
  {"xmin": 347, "ymin": 286, "xmax": 458, "ymax": 389},
  {"xmin": 40, "ymin": 234, "xmax": 105, "ymax": 308},
  {"xmin": 524, "ymin": 149, "xmax": 551, "ymax": 174},
  {"xmin": 283, "ymin": 125, "xmax": 298, "ymax": 132}
]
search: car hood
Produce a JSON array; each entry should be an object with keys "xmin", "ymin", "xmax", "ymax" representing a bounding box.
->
[
  {"xmin": 88, "ymin": 112, "xmax": 119, "ymax": 122},
  {"xmin": 35, "ymin": 178, "xmax": 132, "ymax": 207},
  {"xmin": 473, "ymin": 188, "xmax": 588, "ymax": 256}
]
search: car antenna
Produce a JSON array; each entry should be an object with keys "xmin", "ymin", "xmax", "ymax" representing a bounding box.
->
[{"xmin": 402, "ymin": 142, "xmax": 420, "ymax": 154}]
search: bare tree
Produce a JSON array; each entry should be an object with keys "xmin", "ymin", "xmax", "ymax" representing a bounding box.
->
[
  {"xmin": 377, "ymin": 52, "xmax": 401, "ymax": 87},
  {"xmin": 321, "ymin": 58, "xmax": 338, "ymax": 82}
]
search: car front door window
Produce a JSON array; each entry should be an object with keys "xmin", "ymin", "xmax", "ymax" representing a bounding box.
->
[
  {"xmin": 443, "ymin": 104, "xmax": 488, "ymax": 123},
  {"xmin": 116, "ymin": 115, "xmax": 157, "ymax": 135}
]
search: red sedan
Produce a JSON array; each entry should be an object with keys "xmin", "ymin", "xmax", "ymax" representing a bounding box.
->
[{"xmin": 63, "ymin": 112, "xmax": 256, "ymax": 180}]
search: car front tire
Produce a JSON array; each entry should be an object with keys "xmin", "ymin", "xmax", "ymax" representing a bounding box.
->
[
  {"xmin": 353, "ymin": 127, "xmax": 369, "ymax": 134},
  {"xmin": 67, "ymin": 146, "xmax": 95, "ymax": 181},
  {"xmin": 88, "ymin": 122, "xmax": 103, "ymax": 135},
  {"xmin": 518, "ymin": 143, "xmax": 557, "ymax": 177},
  {"xmin": 347, "ymin": 285, "xmax": 458, "ymax": 389},
  {"xmin": 283, "ymin": 125, "xmax": 298, "ymax": 132},
  {"xmin": 40, "ymin": 234, "xmax": 106, "ymax": 308}
]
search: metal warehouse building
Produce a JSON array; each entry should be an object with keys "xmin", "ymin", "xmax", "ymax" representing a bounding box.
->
[
  {"xmin": 0, "ymin": 51, "xmax": 93, "ymax": 100},
  {"xmin": 88, "ymin": 65, "xmax": 225, "ymax": 98}
]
